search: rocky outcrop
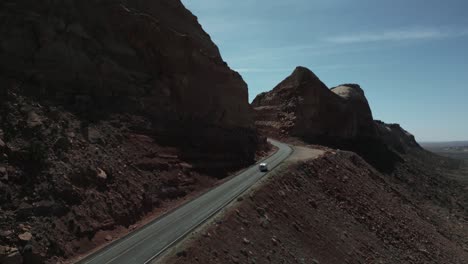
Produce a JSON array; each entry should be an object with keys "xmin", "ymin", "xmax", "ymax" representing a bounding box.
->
[
  {"xmin": 252, "ymin": 66, "xmax": 420, "ymax": 172},
  {"xmin": 0, "ymin": 0, "xmax": 257, "ymax": 165},
  {"xmin": 330, "ymin": 84, "xmax": 376, "ymax": 137},
  {"xmin": 375, "ymin": 120, "xmax": 421, "ymax": 153},
  {"xmin": 252, "ymin": 67, "xmax": 376, "ymax": 141}
]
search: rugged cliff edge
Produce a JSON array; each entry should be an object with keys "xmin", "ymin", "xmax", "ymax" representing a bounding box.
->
[
  {"xmin": 375, "ymin": 120, "xmax": 421, "ymax": 153},
  {"xmin": 0, "ymin": 1, "xmax": 261, "ymax": 263}
]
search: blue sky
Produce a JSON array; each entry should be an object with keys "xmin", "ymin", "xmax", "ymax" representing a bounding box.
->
[{"xmin": 182, "ymin": 0, "xmax": 468, "ymax": 142}]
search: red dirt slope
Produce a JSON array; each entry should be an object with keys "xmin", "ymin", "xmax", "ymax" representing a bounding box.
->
[{"xmin": 165, "ymin": 151, "xmax": 468, "ymax": 264}]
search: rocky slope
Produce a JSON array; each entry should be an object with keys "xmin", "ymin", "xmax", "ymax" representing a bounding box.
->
[
  {"xmin": 0, "ymin": 0, "xmax": 263, "ymax": 263},
  {"xmin": 165, "ymin": 151, "xmax": 468, "ymax": 264},
  {"xmin": 375, "ymin": 120, "xmax": 421, "ymax": 153}
]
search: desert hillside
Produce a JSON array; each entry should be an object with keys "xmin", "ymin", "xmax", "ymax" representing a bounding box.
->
[
  {"xmin": 164, "ymin": 151, "xmax": 468, "ymax": 264},
  {"xmin": 0, "ymin": 1, "xmax": 266, "ymax": 263}
]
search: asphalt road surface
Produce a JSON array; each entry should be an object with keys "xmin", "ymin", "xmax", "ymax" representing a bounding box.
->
[{"xmin": 77, "ymin": 139, "xmax": 292, "ymax": 264}]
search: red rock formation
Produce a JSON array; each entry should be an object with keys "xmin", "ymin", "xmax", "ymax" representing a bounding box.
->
[
  {"xmin": 375, "ymin": 120, "xmax": 421, "ymax": 153},
  {"xmin": 252, "ymin": 67, "xmax": 376, "ymax": 141},
  {"xmin": 0, "ymin": 0, "xmax": 257, "ymax": 166},
  {"xmin": 252, "ymin": 66, "xmax": 424, "ymax": 172},
  {"xmin": 0, "ymin": 0, "xmax": 262, "ymax": 262}
]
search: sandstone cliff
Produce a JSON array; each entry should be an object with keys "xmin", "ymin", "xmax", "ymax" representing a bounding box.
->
[
  {"xmin": 252, "ymin": 67, "xmax": 376, "ymax": 141},
  {"xmin": 0, "ymin": 1, "xmax": 261, "ymax": 263},
  {"xmin": 0, "ymin": 0, "xmax": 257, "ymax": 165}
]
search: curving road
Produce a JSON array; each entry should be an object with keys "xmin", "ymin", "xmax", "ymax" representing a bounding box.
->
[{"xmin": 76, "ymin": 139, "xmax": 292, "ymax": 264}]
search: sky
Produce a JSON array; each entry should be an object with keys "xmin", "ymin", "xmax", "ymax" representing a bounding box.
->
[{"xmin": 181, "ymin": 0, "xmax": 468, "ymax": 142}]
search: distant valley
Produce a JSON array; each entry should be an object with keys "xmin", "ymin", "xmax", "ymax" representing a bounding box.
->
[{"xmin": 422, "ymin": 141, "xmax": 468, "ymax": 161}]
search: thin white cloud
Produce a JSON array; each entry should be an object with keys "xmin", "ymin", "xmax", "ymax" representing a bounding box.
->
[
  {"xmin": 325, "ymin": 28, "xmax": 468, "ymax": 44},
  {"xmin": 235, "ymin": 68, "xmax": 291, "ymax": 73},
  {"xmin": 235, "ymin": 64, "xmax": 370, "ymax": 74},
  {"xmin": 227, "ymin": 42, "xmax": 385, "ymax": 64}
]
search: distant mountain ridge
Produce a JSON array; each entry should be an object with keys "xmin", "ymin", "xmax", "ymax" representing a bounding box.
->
[{"xmin": 421, "ymin": 141, "xmax": 468, "ymax": 149}]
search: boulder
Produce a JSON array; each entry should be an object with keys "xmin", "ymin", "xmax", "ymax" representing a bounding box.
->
[
  {"xmin": 96, "ymin": 168, "xmax": 107, "ymax": 180},
  {"xmin": 18, "ymin": 232, "xmax": 32, "ymax": 242}
]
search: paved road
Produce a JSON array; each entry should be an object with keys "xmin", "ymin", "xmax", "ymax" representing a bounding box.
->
[{"xmin": 77, "ymin": 139, "xmax": 292, "ymax": 264}]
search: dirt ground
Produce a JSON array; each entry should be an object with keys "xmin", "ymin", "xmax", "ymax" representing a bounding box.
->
[{"xmin": 287, "ymin": 146, "xmax": 326, "ymax": 162}]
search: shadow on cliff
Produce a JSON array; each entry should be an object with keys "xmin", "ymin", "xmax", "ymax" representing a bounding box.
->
[
  {"xmin": 4, "ymin": 80, "xmax": 260, "ymax": 178},
  {"xmin": 302, "ymin": 135, "xmax": 404, "ymax": 173}
]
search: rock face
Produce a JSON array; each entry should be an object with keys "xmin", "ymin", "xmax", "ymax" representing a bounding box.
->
[
  {"xmin": 0, "ymin": 0, "xmax": 257, "ymax": 165},
  {"xmin": 330, "ymin": 84, "xmax": 376, "ymax": 137},
  {"xmin": 375, "ymin": 121, "xmax": 421, "ymax": 153},
  {"xmin": 252, "ymin": 66, "xmax": 376, "ymax": 142},
  {"xmin": 0, "ymin": 1, "xmax": 261, "ymax": 262}
]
